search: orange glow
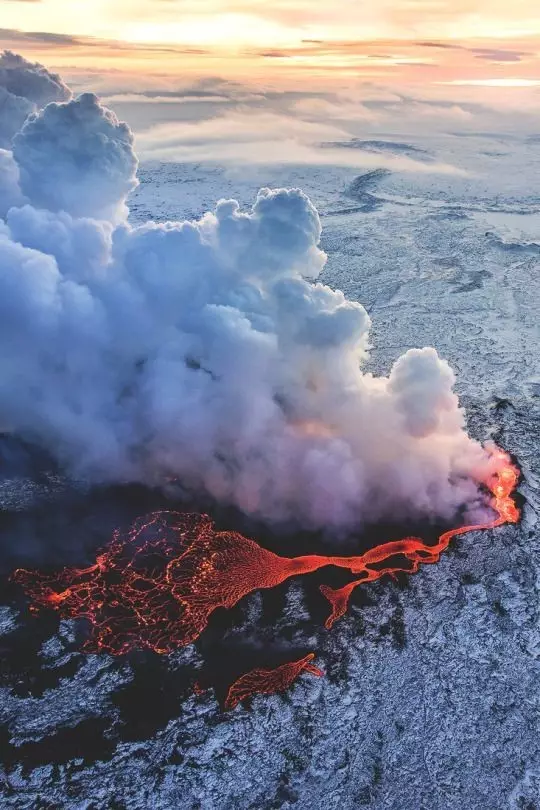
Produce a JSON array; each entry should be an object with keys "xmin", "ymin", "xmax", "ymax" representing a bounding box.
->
[
  {"xmin": 3, "ymin": 1, "xmax": 540, "ymax": 46},
  {"xmin": 440, "ymin": 79, "xmax": 540, "ymax": 87},
  {"xmin": 321, "ymin": 448, "xmax": 520, "ymax": 628},
  {"xmin": 293, "ymin": 419, "xmax": 336, "ymax": 439},
  {"xmin": 1, "ymin": 3, "xmax": 539, "ymax": 89},
  {"xmin": 225, "ymin": 653, "xmax": 323, "ymax": 709},
  {"xmin": 12, "ymin": 447, "xmax": 519, "ymax": 664}
]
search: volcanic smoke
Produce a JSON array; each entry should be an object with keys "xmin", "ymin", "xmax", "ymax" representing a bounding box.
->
[
  {"xmin": 0, "ymin": 55, "xmax": 522, "ymax": 706},
  {"xmin": 0, "ymin": 53, "xmax": 505, "ymax": 533},
  {"xmin": 12, "ymin": 449, "xmax": 519, "ymax": 705}
]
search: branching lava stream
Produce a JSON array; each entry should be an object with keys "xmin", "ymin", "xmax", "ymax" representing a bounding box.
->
[{"xmin": 11, "ymin": 448, "xmax": 519, "ymax": 707}]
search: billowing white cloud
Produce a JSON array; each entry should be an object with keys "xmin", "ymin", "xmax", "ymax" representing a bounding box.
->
[
  {"xmin": 0, "ymin": 50, "xmax": 71, "ymax": 148},
  {"xmin": 0, "ymin": 148, "xmax": 25, "ymax": 217},
  {"xmin": 0, "ymin": 50, "xmax": 71, "ymax": 108},
  {"xmin": 13, "ymin": 93, "xmax": 139, "ymax": 223},
  {"xmin": 0, "ymin": 86, "xmax": 34, "ymax": 151},
  {"xmin": 0, "ymin": 56, "xmax": 500, "ymax": 531}
]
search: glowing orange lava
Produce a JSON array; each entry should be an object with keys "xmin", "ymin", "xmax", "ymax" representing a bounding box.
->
[
  {"xmin": 12, "ymin": 449, "xmax": 519, "ymax": 691},
  {"xmin": 225, "ymin": 654, "xmax": 323, "ymax": 710},
  {"xmin": 320, "ymin": 448, "xmax": 520, "ymax": 628}
]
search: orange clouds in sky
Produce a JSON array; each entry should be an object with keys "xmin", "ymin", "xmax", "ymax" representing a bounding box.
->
[{"xmin": 0, "ymin": 0, "xmax": 539, "ymax": 89}]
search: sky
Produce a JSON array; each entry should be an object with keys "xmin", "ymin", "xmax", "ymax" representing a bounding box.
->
[
  {"xmin": 1, "ymin": 0, "xmax": 539, "ymax": 163},
  {"xmin": 1, "ymin": 0, "xmax": 540, "ymax": 88}
]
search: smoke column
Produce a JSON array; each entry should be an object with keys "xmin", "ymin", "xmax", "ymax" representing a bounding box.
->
[
  {"xmin": 0, "ymin": 51, "xmax": 71, "ymax": 149},
  {"xmin": 0, "ymin": 52, "xmax": 503, "ymax": 531}
]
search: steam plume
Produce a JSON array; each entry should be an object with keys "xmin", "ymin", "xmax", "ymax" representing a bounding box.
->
[
  {"xmin": 0, "ymin": 54, "xmax": 498, "ymax": 530},
  {"xmin": 0, "ymin": 50, "xmax": 71, "ymax": 148}
]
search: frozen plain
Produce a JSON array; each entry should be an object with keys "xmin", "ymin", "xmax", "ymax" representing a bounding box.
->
[{"xmin": 1, "ymin": 134, "xmax": 539, "ymax": 809}]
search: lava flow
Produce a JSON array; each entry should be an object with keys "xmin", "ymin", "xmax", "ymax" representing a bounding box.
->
[
  {"xmin": 12, "ymin": 449, "xmax": 519, "ymax": 660},
  {"xmin": 320, "ymin": 448, "xmax": 520, "ymax": 628},
  {"xmin": 224, "ymin": 654, "xmax": 324, "ymax": 710}
]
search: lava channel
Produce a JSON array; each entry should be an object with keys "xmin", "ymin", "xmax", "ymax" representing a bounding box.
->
[
  {"xmin": 12, "ymin": 448, "xmax": 519, "ymax": 665},
  {"xmin": 224, "ymin": 654, "xmax": 324, "ymax": 710}
]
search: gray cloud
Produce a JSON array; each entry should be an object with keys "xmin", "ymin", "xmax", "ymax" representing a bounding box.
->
[
  {"xmin": 416, "ymin": 40, "xmax": 530, "ymax": 62},
  {"xmin": 0, "ymin": 49, "xmax": 71, "ymax": 147},
  {"xmin": 472, "ymin": 48, "xmax": 529, "ymax": 62},
  {"xmin": 0, "ymin": 28, "xmax": 81, "ymax": 45}
]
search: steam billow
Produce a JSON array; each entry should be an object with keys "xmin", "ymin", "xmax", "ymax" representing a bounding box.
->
[{"xmin": 0, "ymin": 53, "xmax": 500, "ymax": 531}]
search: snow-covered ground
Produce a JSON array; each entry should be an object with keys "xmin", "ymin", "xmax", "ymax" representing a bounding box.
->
[{"xmin": 1, "ymin": 140, "xmax": 539, "ymax": 809}]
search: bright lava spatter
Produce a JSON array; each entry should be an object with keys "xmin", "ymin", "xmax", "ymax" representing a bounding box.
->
[
  {"xmin": 224, "ymin": 654, "xmax": 323, "ymax": 710},
  {"xmin": 12, "ymin": 449, "xmax": 519, "ymax": 703}
]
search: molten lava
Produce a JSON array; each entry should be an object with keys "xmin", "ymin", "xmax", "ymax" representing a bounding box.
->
[
  {"xmin": 225, "ymin": 654, "xmax": 323, "ymax": 710},
  {"xmin": 320, "ymin": 448, "xmax": 520, "ymax": 628},
  {"xmin": 12, "ymin": 448, "xmax": 519, "ymax": 699}
]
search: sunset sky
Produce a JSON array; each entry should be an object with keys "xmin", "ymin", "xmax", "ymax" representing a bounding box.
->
[
  {"xmin": 2, "ymin": 0, "xmax": 539, "ymax": 165},
  {"xmin": 1, "ymin": 0, "xmax": 540, "ymax": 89}
]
